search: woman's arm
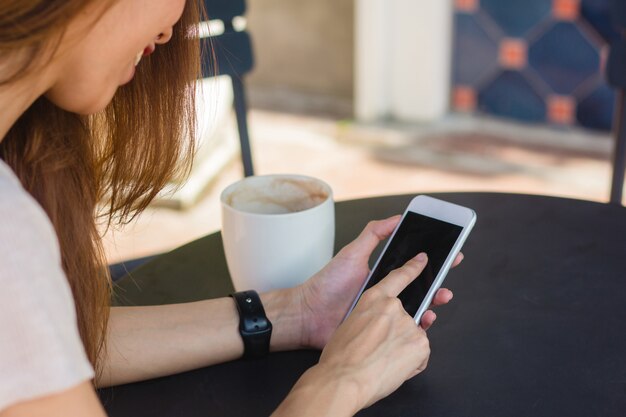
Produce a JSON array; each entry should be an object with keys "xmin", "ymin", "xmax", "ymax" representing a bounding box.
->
[
  {"xmin": 0, "ymin": 382, "xmax": 106, "ymax": 417},
  {"xmin": 100, "ymin": 215, "xmax": 460, "ymax": 411},
  {"xmin": 98, "ymin": 219, "xmax": 399, "ymax": 387},
  {"xmin": 98, "ymin": 288, "xmax": 305, "ymax": 387}
]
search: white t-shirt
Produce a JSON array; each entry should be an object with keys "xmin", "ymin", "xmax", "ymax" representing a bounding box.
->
[{"xmin": 0, "ymin": 159, "xmax": 94, "ymax": 411}]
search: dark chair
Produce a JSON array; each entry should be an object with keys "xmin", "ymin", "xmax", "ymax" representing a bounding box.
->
[
  {"xmin": 201, "ymin": 0, "xmax": 255, "ymax": 177},
  {"xmin": 607, "ymin": 0, "xmax": 626, "ymax": 204}
]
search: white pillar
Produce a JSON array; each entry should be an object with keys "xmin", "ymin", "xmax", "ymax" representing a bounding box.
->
[
  {"xmin": 354, "ymin": 0, "xmax": 391, "ymax": 122},
  {"xmin": 390, "ymin": 0, "xmax": 453, "ymax": 122},
  {"xmin": 355, "ymin": 0, "xmax": 453, "ymax": 123}
]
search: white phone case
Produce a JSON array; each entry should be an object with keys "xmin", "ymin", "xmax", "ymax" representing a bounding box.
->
[{"xmin": 346, "ymin": 195, "xmax": 477, "ymax": 324}]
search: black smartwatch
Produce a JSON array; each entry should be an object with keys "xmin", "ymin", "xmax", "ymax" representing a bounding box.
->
[{"xmin": 230, "ymin": 290, "xmax": 273, "ymax": 359}]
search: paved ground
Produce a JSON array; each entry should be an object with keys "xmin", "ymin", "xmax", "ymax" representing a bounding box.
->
[{"xmin": 102, "ymin": 109, "xmax": 616, "ymax": 263}]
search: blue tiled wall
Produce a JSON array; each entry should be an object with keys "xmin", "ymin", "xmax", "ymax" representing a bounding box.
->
[{"xmin": 452, "ymin": 0, "xmax": 617, "ymax": 131}]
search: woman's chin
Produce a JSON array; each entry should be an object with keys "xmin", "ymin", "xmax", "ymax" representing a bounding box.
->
[{"xmin": 45, "ymin": 89, "xmax": 117, "ymax": 116}]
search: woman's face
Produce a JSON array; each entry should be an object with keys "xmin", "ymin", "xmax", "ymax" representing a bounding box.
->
[{"xmin": 45, "ymin": 0, "xmax": 186, "ymax": 115}]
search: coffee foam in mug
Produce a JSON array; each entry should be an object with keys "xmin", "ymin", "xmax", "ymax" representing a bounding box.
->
[{"xmin": 225, "ymin": 178, "xmax": 328, "ymax": 214}]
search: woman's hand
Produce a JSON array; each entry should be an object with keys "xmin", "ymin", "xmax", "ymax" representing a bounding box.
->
[
  {"xmin": 273, "ymin": 254, "xmax": 435, "ymax": 417},
  {"xmin": 297, "ymin": 216, "xmax": 463, "ymax": 349},
  {"xmin": 318, "ymin": 253, "xmax": 433, "ymax": 409}
]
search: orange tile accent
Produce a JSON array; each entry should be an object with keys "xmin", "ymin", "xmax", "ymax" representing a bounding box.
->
[
  {"xmin": 499, "ymin": 39, "xmax": 527, "ymax": 70},
  {"xmin": 455, "ymin": 0, "xmax": 479, "ymax": 12},
  {"xmin": 547, "ymin": 95, "xmax": 576, "ymax": 125},
  {"xmin": 454, "ymin": 86, "xmax": 477, "ymax": 112},
  {"xmin": 553, "ymin": 0, "xmax": 580, "ymax": 21}
]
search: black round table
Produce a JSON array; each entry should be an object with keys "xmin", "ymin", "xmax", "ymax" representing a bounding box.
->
[{"xmin": 99, "ymin": 193, "xmax": 626, "ymax": 417}]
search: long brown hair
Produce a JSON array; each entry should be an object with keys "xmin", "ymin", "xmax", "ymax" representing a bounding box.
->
[{"xmin": 0, "ymin": 0, "xmax": 202, "ymax": 375}]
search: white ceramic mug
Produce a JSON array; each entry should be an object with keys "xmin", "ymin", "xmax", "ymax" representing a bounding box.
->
[{"xmin": 220, "ymin": 174, "xmax": 335, "ymax": 292}]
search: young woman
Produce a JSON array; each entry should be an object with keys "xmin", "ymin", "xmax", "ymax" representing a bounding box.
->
[{"xmin": 0, "ymin": 1, "xmax": 461, "ymax": 416}]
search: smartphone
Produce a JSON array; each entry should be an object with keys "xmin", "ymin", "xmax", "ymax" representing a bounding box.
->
[{"xmin": 345, "ymin": 195, "xmax": 477, "ymax": 324}]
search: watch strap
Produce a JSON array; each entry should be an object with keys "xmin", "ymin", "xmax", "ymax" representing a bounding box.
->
[{"xmin": 230, "ymin": 290, "xmax": 273, "ymax": 358}]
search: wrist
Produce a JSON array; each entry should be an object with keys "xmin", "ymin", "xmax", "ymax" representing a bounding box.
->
[
  {"xmin": 260, "ymin": 287, "xmax": 308, "ymax": 351},
  {"xmin": 274, "ymin": 364, "xmax": 361, "ymax": 417}
]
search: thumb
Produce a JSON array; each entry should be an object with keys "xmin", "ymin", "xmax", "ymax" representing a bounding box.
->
[{"xmin": 340, "ymin": 215, "xmax": 401, "ymax": 260}]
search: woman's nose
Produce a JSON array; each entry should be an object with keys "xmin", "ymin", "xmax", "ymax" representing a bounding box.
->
[{"xmin": 155, "ymin": 27, "xmax": 173, "ymax": 44}]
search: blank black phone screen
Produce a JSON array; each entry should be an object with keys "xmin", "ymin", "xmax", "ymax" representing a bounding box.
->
[{"xmin": 362, "ymin": 212, "xmax": 463, "ymax": 317}]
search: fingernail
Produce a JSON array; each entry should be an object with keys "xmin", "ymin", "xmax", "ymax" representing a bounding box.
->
[{"xmin": 417, "ymin": 252, "xmax": 427, "ymax": 262}]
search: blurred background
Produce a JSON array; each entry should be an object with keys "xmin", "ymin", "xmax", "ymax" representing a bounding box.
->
[{"xmin": 102, "ymin": 0, "xmax": 618, "ymax": 263}]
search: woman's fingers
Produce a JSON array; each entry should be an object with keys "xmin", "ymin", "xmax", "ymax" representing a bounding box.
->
[
  {"xmin": 420, "ymin": 310, "xmax": 437, "ymax": 330},
  {"xmin": 430, "ymin": 288, "xmax": 453, "ymax": 306},
  {"xmin": 452, "ymin": 252, "xmax": 464, "ymax": 267},
  {"xmin": 318, "ymin": 255, "xmax": 433, "ymax": 410},
  {"xmin": 376, "ymin": 253, "xmax": 428, "ymax": 298}
]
